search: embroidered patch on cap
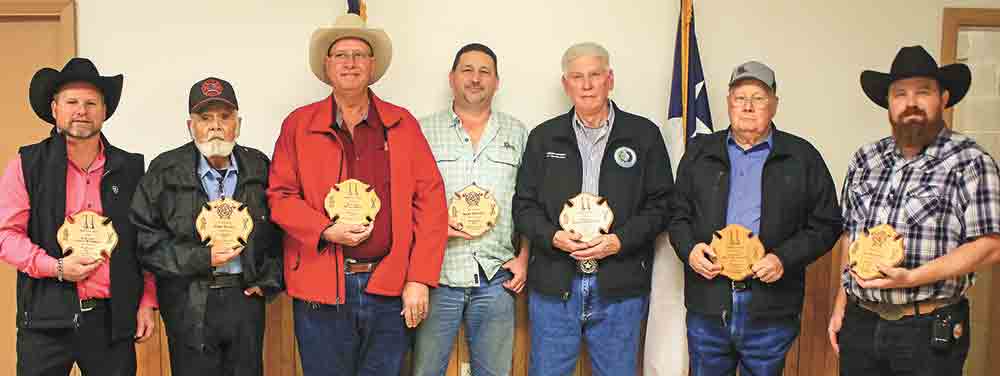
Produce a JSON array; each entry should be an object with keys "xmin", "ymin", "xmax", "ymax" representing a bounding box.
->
[
  {"xmin": 614, "ymin": 146, "xmax": 637, "ymax": 168},
  {"xmin": 201, "ymin": 79, "xmax": 223, "ymax": 97}
]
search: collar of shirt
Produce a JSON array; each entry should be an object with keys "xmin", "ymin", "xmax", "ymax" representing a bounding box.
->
[
  {"xmin": 572, "ymin": 100, "xmax": 616, "ymax": 141},
  {"xmin": 726, "ymin": 127, "xmax": 774, "ymax": 154},
  {"xmin": 335, "ymin": 100, "xmax": 370, "ymax": 129},
  {"xmin": 197, "ymin": 153, "xmax": 238, "ymax": 184},
  {"xmin": 447, "ymin": 104, "xmax": 503, "ymax": 154},
  {"xmin": 67, "ymin": 140, "xmax": 107, "ymax": 174}
]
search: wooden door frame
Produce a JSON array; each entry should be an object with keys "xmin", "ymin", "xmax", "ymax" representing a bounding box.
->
[
  {"xmin": 940, "ymin": 7, "xmax": 1000, "ymax": 373},
  {"xmin": 939, "ymin": 7, "xmax": 1000, "ymax": 126},
  {"xmin": 0, "ymin": 0, "xmax": 76, "ymax": 58}
]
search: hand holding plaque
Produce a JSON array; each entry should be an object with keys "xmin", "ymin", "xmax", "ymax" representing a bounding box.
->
[
  {"xmin": 849, "ymin": 224, "xmax": 905, "ymax": 280},
  {"xmin": 57, "ymin": 210, "xmax": 118, "ymax": 262},
  {"xmin": 559, "ymin": 193, "xmax": 614, "ymax": 243},
  {"xmin": 325, "ymin": 179, "xmax": 381, "ymax": 225},
  {"xmin": 449, "ymin": 183, "xmax": 498, "ymax": 237},
  {"xmin": 709, "ymin": 224, "xmax": 766, "ymax": 281},
  {"xmin": 196, "ymin": 197, "xmax": 254, "ymax": 249}
]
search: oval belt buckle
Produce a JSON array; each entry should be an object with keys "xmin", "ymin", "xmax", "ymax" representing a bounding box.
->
[{"xmin": 578, "ymin": 259, "xmax": 598, "ymax": 274}]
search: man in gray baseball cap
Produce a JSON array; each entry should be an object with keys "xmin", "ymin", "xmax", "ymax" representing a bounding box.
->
[{"xmin": 669, "ymin": 60, "xmax": 842, "ymax": 375}]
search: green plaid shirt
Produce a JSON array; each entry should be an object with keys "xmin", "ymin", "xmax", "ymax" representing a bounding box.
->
[{"xmin": 420, "ymin": 107, "xmax": 528, "ymax": 287}]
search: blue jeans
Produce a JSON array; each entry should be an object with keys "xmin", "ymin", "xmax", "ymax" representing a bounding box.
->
[
  {"xmin": 686, "ymin": 290, "xmax": 800, "ymax": 376},
  {"xmin": 528, "ymin": 274, "xmax": 649, "ymax": 376},
  {"xmin": 413, "ymin": 268, "xmax": 515, "ymax": 376},
  {"xmin": 292, "ymin": 272, "xmax": 408, "ymax": 376}
]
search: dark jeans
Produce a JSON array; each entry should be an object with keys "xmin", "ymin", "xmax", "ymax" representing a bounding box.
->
[
  {"xmin": 838, "ymin": 298, "xmax": 970, "ymax": 376},
  {"xmin": 167, "ymin": 286, "xmax": 266, "ymax": 376},
  {"xmin": 293, "ymin": 272, "xmax": 409, "ymax": 376},
  {"xmin": 16, "ymin": 302, "xmax": 136, "ymax": 376},
  {"xmin": 686, "ymin": 290, "xmax": 800, "ymax": 376}
]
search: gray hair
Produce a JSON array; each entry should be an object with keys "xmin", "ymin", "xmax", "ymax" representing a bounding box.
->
[{"xmin": 561, "ymin": 42, "xmax": 610, "ymax": 74}]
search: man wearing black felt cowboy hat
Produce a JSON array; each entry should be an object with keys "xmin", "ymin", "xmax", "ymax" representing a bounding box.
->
[
  {"xmin": 829, "ymin": 45, "xmax": 1000, "ymax": 375},
  {"xmin": 130, "ymin": 77, "xmax": 283, "ymax": 375},
  {"xmin": 0, "ymin": 57, "xmax": 158, "ymax": 375}
]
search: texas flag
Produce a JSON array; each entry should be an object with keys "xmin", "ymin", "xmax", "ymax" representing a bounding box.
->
[{"xmin": 665, "ymin": 2, "xmax": 713, "ymax": 159}]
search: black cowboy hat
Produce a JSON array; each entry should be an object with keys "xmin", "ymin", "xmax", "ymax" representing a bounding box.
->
[
  {"xmin": 861, "ymin": 45, "xmax": 971, "ymax": 109},
  {"xmin": 29, "ymin": 57, "xmax": 123, "ymax": 125}
]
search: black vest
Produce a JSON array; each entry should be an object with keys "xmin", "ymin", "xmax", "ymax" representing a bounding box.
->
[{"xmin": 16, "ymin": 130, "xmax": 145, "ymax": 343}]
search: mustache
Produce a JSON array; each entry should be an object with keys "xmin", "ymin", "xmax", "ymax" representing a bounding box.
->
[{"xmin": 899, "ymin": 106, "xmax": 927, "ymax": 119}]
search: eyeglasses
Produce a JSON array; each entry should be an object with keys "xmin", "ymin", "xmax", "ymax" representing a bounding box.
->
[
  {"xmin": 730, "ymin": 95, "xmax": 770, "ymax": 108},
  {"xmin": 330, "ymin": 50, "xmax": 373, "ymax": 62}
]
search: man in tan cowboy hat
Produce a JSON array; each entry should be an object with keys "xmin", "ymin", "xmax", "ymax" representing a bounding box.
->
[
  {"xmin": 829, "ymin": 45, "xmax": 1000, "ymax": 375},
  {"xmin": 267, "ymin": 13, "xmax": 448, "ymax": 375},
  {"xmin": 0, "ymin": 57, "xmax": 157, "ymax": 375}
]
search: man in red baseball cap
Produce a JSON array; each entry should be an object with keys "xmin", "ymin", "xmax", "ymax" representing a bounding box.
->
[{"xmin": 131, "ymin": 77, "xmax": 283, "ymax": 376}]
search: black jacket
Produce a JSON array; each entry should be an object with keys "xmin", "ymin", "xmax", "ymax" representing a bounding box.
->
[
  {"xmin": 669, "ymin": 127, "xmax": 842, "ymax": 318},
  {"xmin": 514, "ymin": 104, "xmax": 673, "ymax": 298},
  {"xmin": 16, "ymin": 130, "xmax": 146, "ymax": 343},
  {"xmin": 130, "ymin": 143, "xmax": 283, "ymax": 348}
]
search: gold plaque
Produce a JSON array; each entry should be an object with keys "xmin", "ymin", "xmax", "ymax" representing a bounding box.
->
[
  {"xmin": 558, "ymin": 193, "xmax": 614, "ymax": 243},
  {"xmin": 449, "ymin": 183, "xmax": 498, "ymax": 237},
  {"xmin": 709, "ymin": 224, "xmax": 766, "ymax": 281},
  {"xmin": 57, "ymin": 210, "xmax": 118, "ymax": 262},
  {"xmin": 196, "ymin": 197, "xmax": 254, "ymax": 248},
  {"xmin": 324, "ymin": 178, "xmax": 381, "ymax": 225},
  {"xmin": 849, "ymin": 224, "xmax": 905, "ymax": 280}
]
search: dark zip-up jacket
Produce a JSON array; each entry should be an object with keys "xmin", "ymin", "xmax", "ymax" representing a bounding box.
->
[
  {"xmin": 130, "ymin": 143, "xmax": 283, "ymax": 349},
  {"xmin": 17, "ymin": 130, "xmax": 146, "ymax": 343},
  {"xmin": 669, "ymin": 127, "xmax": 842, "ymax": 318},
  {"xmin": 514, "ymin": 104, "xmax": 673, "ymax": 298}
]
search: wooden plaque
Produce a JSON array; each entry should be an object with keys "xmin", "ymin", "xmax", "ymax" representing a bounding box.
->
[
  {"xmin": 849, "ymin": 224, "xmax": 905, "ymax": 280},
  {"xmin": 558, "ymin": 193, "xmax": 614, "ymax": 243},
  {"xmin": 324, "ymin": 178, "xmax": 381, "ymax": 225},
  {"xmin": 57, "ymin": 210, "xmax": 118, "ymax": 262},
  {"xmin": 449, "ymin": 183, "xmax": 498, "ymax": 237},
  {"xmin": 196, "ymin": 197, "xmax": 254, "ymax": 248},
  {"xmin": 709, "ymin": 224, "xmax": 766, "ymax": 281}
]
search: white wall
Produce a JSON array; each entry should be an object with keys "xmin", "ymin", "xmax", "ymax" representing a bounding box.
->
[{"xmin": 78, "ymin": 0, "xmax": 1000, "ymax": 188}]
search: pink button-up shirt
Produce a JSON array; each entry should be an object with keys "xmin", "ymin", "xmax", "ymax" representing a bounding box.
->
[{"xmin": 0, "ymin": 147, "xmax": 157, "ymax": 308}]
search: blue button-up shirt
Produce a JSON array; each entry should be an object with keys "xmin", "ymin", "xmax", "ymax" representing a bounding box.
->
[
  {"xmin": 197, "ymin": 154, "xmax": 241, "ymax": 274},
  {"xmin": 725, "ymin": 130, "xmax": 773, "ymax": 235}
]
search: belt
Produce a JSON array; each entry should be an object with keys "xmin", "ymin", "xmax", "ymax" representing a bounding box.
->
[
  {"xmin": 854, "ymin": 296, "xmax": 962, "ymax": 321},
  {"xmin": 576, "ymin": 260, "xmax": 598, "ymax": 274},
  {"xmin": 345, "ymin": 258, "xmax": 379, "ymax": 274},
  {"xmin": 731, "ymin": 279, "xmax": 751, "ymax": 291},
  {"xmin": 208, "ymin": 273, "xmax": 244, "ymax": 289},
  {"xmin": 80, "ymin": 298, "xmax": 109, "ymax": 312}
]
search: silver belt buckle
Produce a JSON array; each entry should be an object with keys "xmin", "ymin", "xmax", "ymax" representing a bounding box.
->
[
  {"xmin": 577, "ymin": 260, "xmax": 598, "ymax": 274},
  {"xmin": 344, "ymin": 258, "xmax": 358, "ymax": 275}
]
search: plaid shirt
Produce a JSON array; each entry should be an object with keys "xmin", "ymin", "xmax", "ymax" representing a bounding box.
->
[
  {"xmin": 841, "ymin": 128, "xmax": 1000, "ymax": 304},
  {"xmin": 420, "ymin": 107, "xmax": 528, "ymax": 287}
]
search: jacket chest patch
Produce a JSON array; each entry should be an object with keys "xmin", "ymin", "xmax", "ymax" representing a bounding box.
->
[{"xmin": 614, "ymin": 146, "xmax": 637, "ymax": 168}]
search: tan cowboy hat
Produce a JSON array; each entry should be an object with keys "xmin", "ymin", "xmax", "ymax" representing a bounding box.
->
[{"xmin": 309, "ymin": 13, "xmax": 393, "ymax": 86}]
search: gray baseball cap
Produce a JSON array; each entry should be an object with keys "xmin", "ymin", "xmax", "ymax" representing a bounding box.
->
[{"xmin": 729, "ymin": 61, "xmax": 776, "ymax": 92}]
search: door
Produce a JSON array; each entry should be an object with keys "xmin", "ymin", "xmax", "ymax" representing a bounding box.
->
[{"xmin": 0, "ymin": 0, "xmax": 76, "ymax": 374}]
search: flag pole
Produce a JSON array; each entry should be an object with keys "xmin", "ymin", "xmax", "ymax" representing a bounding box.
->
[{"xmin": 680, "ymin": 0, "xmax": 692, "ymax": 149}]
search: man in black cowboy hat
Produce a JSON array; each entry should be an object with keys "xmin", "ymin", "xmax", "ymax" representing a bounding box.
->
[
  {"xmin": 0, "ymin": 57, "xmax": 157, "ymax": 375},
  {"xmin": 130, "ymin": 77, "xmax": 283, "ymax": 376},
  {"xmin": 829, "ymin": 45, "xmax": 1000, "ymax": 375}
]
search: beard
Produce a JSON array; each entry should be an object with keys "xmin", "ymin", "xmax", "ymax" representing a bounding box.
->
[
  {"xmin": 890, "ymin": 106, "xmax": 943, "ymax": 150},
  {"xmin": 59, "ymin": 121, "xmax": 100, "ymax": 139},
  {"xmin": 190, "ymin": 129, "xmax": 235, "ymax": 158}
]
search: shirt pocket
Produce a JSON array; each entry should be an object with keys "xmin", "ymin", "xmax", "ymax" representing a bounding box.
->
[
  {"xmin": 486, "ymin": 145, "xmax": 521, "ymax": 168},
  {"xmin": 848, "ymin": 182, "xmax": 876, "ymax": 223},
  {"xmin": 904, "ymin": 184, "xmax": 942, "ymax": 226}
]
